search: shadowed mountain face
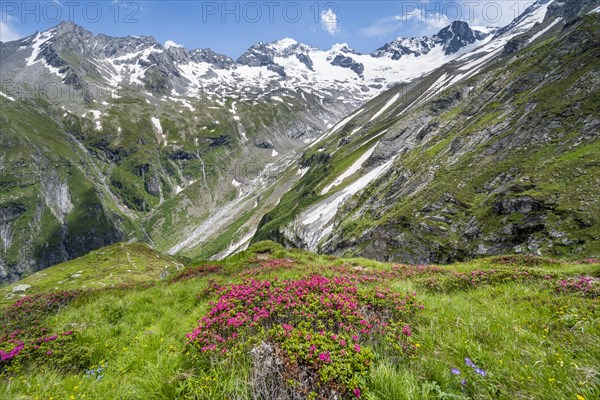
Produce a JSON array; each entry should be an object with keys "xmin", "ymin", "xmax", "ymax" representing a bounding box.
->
[{"xmin": 1, "ymin": 0, "xmax": 598, "ymax": 283}]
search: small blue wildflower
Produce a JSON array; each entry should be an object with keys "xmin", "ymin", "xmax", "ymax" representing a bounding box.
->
[
  {"xmin": 84, "ymin": 363, "xmax": 107, "ymax": 381},
  {"xmin": 475, "ymin": 368, "xmax": 487, "ymax": 377},
  {"xmin": 461, "ymin": 379, "xmax": 467, "ymax": 386},
  {"xmin": 465, "ymin": 357, "xmax": 476, "ymax": 368},
  {"xmin": 451, "ymin": 368, "xmax": 461, "ymax": 375}
]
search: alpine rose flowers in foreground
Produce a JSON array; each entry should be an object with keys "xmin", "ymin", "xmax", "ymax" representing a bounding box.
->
[{"xmin": 187, "ymin": 274, "xmax": 424, "ymax": 398}]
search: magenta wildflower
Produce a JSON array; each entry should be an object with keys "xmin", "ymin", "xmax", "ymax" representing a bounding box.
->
[
  {"xmin": 184, "ymin": 273, "xmax": 425, "ymax": 396},
  {"xmin": 319, "ymin": 352, "xmax": 331, "ymax": 363}
]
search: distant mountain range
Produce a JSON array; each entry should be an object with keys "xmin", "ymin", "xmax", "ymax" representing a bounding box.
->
[{"xmin": 1, "ymin": 19, "xmax": 495, "ymax": 108}]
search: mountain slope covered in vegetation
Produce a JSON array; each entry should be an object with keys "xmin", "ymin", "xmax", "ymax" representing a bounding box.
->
[{"xmin": 256, "ymin": 9, "xmax": 600, "ymax": 263}]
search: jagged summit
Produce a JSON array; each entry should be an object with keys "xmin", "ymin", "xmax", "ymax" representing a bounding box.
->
[
  {"xmin": 435, "ymin": 21, "xmax": 489, "ymax": 54},
  {"xmin": 371, "ymin": 20, "xmax": 493, "ymax": 60}
]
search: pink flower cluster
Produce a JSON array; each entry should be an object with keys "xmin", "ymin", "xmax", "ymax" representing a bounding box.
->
[
  {"xmin": 1, "ymin": 290, "xmax": 82, "ymax": 367},
  {"xmin": 319, "ymin": 351, "xmax": 332, "ymax": 363},
  {"xmin": 238, "ymin": 258, "xmax": 294, "ymax": 277},
  {"xmin": 187, "ymin": 274, "xmax": 423, "ymax": 353},
  {"xmin": 0, "ymin": 341, "xmax": 24, "ymax": 361},
  {"xmin": 171, "ymin": 264, "xmax": 222, "ymax": 283},
  {"xmin": 557, "ymin": 276, "xmax": 597, "ymax": 295},
  {"xmin": 187, "ymin": 273, "xmax": 424, "ymax": 398}
]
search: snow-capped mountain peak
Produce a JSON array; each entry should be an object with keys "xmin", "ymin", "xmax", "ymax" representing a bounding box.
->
[
  {"xmin": 434, "ymin": 20, "xmax": 490, "ymax": 54},
  {"xmin": 269, "ymin": 37, "xmax": 300, "ymax": 52},
  {"xmin": 372, "ymin": 20, "xmax": 493, "ymax": 60},
  {"xmin": 329, "ymin": 43, "xmax": 360, "ymax": 54}
]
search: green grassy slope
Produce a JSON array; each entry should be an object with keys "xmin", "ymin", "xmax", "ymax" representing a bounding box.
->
[
  {"xmin": 1, "ymin": 242, "xmax": 598, "ymax": 399},
  {"xmin": 0, "ymin": 242, "xmax": 183, "ymax": 304}
]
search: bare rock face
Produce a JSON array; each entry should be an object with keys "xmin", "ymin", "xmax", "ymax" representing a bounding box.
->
[{"xmin": 12, "ymin": 284, "xmax": 31, "ymax": 293}]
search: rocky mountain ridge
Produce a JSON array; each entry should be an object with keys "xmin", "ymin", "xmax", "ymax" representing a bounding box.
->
[
  {"xmin": 1, "ymin": 19, "xmax": 494, "ymax": 108},
  {"xmin": 0, "ymin": 17, "xmax": 499, "ymax": 283}
]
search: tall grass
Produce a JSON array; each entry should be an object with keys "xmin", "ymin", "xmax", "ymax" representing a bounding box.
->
[{"xmin": 1, "ymin": 245, "xmax": 598, "ymax": 399}]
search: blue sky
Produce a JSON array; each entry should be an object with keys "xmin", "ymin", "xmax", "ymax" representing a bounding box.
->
[{"xmin": 1, "ymin": 1, "xmax": 536, "ymax": 57}]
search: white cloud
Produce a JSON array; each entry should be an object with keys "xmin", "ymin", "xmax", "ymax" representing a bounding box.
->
[
  {"xmin": 360, "ymin": 11, "xmax": 447, "ymax": 38},
  {"xmin": 164, "ymin": 40, "xmax": 184, "ymax": 49},
  {"xmin": 321, "ymin": 9, "xmax": 340, "ymax": 36},
  {"xmin": 0, "ymin": 15, "xmax": 23, "ymax": 42},
  {"xmin": 359, "ymin": 16, "xmax": 402, "ymax": 38},
  {"xmin": 360, "ymin": 0, "xmax": 532, "ymax": 39}
]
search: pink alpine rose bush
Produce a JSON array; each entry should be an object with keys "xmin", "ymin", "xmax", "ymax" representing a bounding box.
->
[
  {"xmin": 237, "ymin": 258, "xmax": 295, "ymax": 277},
  {"xmin": 170, "ymin": 264, "xmax": 222, "ymax": 283},
  {"xmin": 186, "ymin": 274, "xmax": 424, "ymax": 398},
  {"xmin": 0, "ymin": 290, "xmax": 90, "ymax": 376},
  {"xmin": 556, "ymin": 276, "xmax": 598, "ymax": 296}
]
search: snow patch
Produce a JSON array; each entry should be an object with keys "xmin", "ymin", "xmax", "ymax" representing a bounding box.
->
[
  {"xmin": 82, "ymin": 110, "xmax": 103, "ymax": 130},
  {"xmin": 529, "ymin": 18, "xmax": 562, "ymax": 43},
  {"xmin": 320, "ymin": 144, "xmax": 378, "ymax": 195},
  {"xmin": 0, "ymin": 91, "xmax": 15, "ymax": 101},
  {"xmin": 297, "ymin": 167, "xmax": 310, "ymax": 176},
  {"xmin": 369, "ymin": 93, "xmax": 400, "ymax": 122},
  {"xmin": 151, "ymin": 117, "xmax": 167, "ymax": 146},
  {"xmin": 151, "ymin": 117, "xmax": 163, "ymax": 133},
  {"xmin": 25, "ymin": 30, "xmax": 54, "ymax": 66},
  {"xmin": 217, "ymin": 229, "xmax": 257, "ymax": 259},
  {"xmin": 294, "ymin": 157, "xmax": 395, "ymax": 250},
  {"xmin": 308, "ymin": 108, "xmax": 363, "ymax": 149}
]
